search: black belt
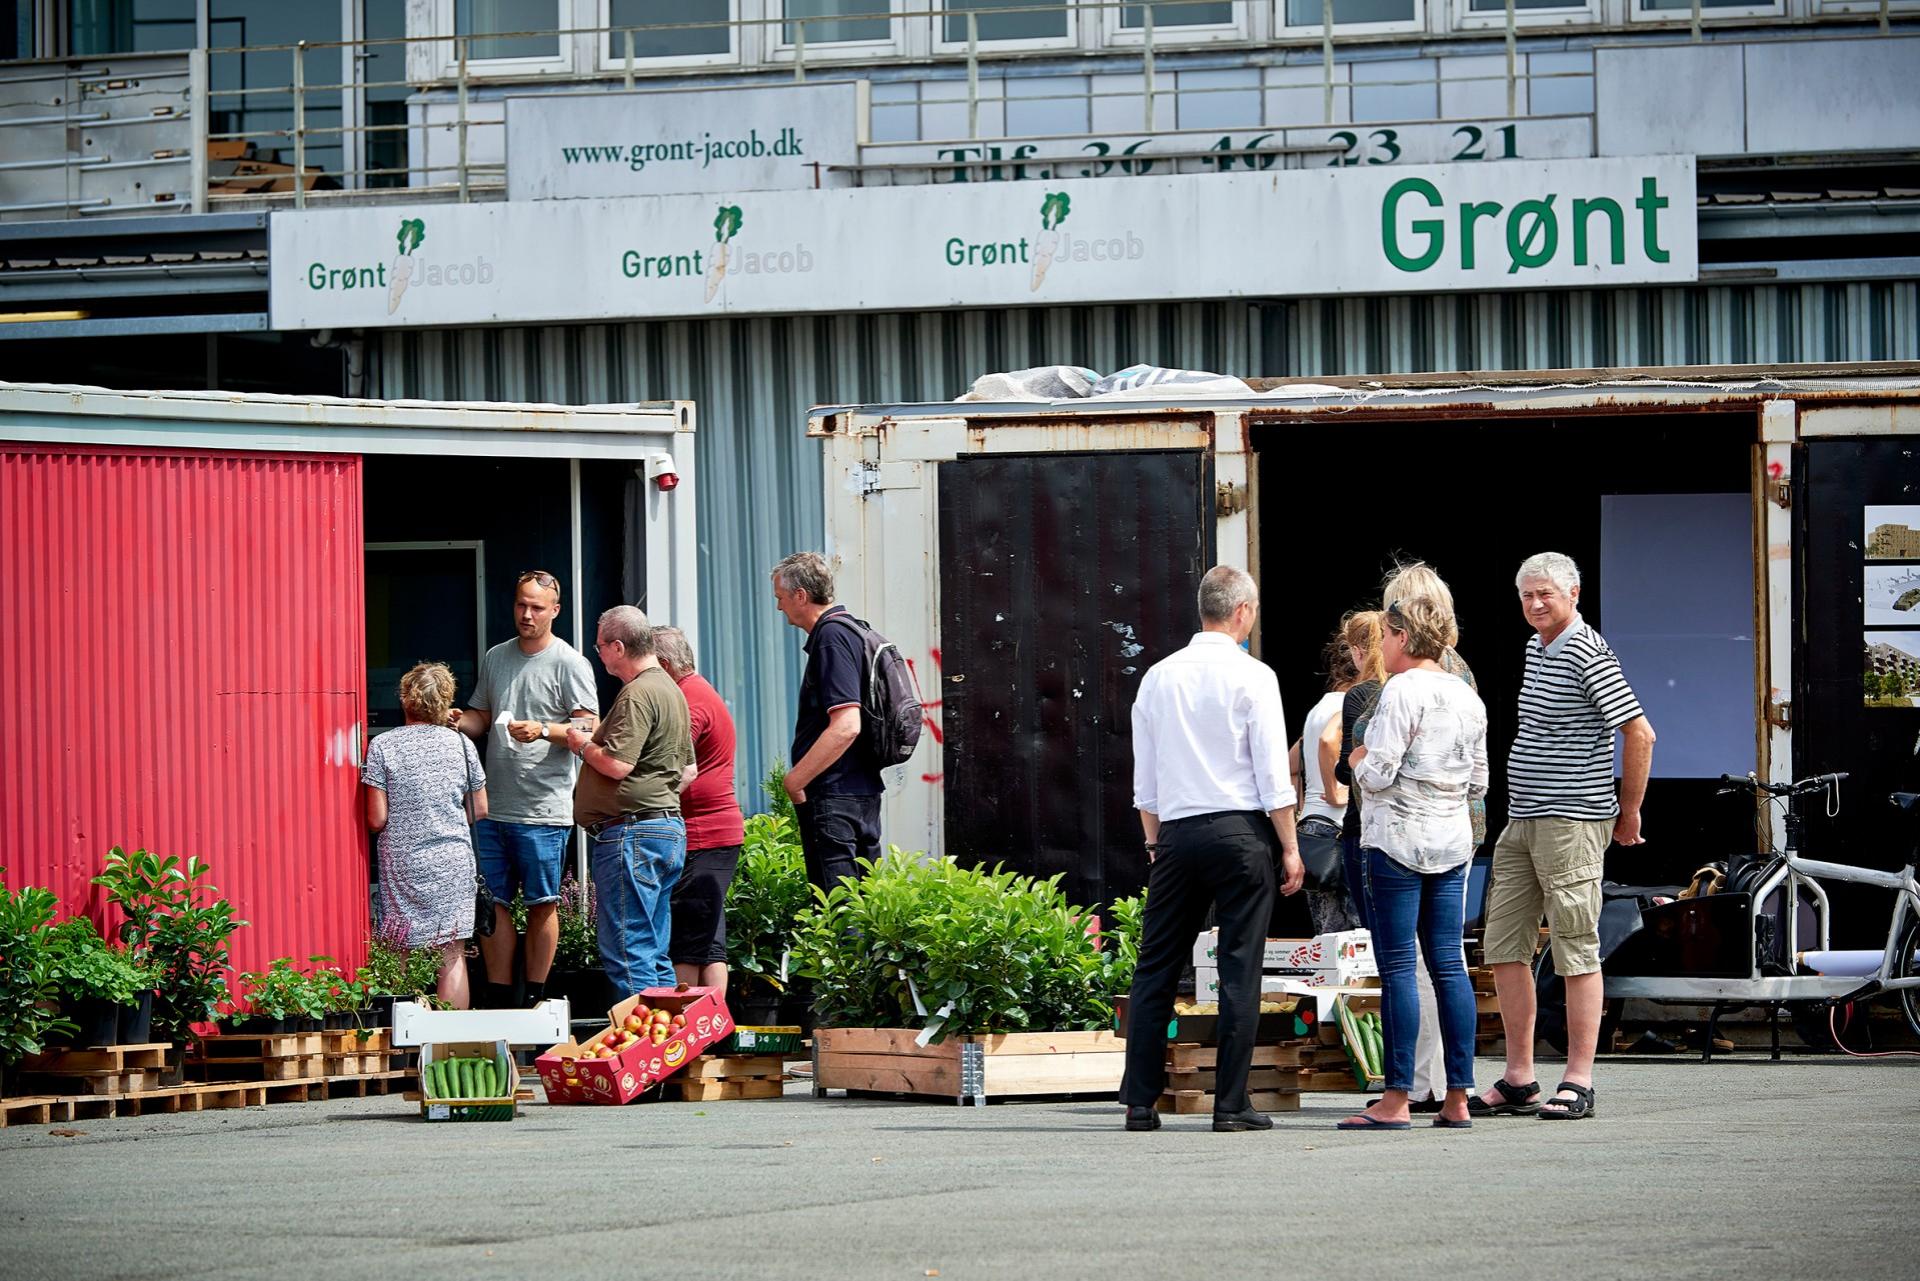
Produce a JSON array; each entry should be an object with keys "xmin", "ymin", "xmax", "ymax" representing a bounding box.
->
[
  {"xmin": 1298, "ymin": 816, "xmax": 1342, "ymax": 836},
  {"xmin": 586, "ymin": 809, "xmax": 679, "ymax": 836}
]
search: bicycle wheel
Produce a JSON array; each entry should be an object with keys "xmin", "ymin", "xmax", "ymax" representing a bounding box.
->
[{"xmin": 1897, "ymin": 913, "xmax": 1920, "ymax": 1042}]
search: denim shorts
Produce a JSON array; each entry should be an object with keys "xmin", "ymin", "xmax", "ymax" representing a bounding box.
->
[{"xmin": 473, "ymin": 819, "xmax": 571, "ymax": 905}]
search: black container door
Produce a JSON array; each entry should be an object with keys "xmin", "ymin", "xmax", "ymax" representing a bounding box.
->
[
  {"xmin": 936, "ymin": 448, "xmax": 1209, "ymax": 912},
  {"xmin": 1798, "ymin": 437, "xmax": 1920, "ymax": 944}
]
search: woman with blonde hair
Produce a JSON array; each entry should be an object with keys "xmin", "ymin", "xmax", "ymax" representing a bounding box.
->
[
  {"xmin": 1338, "ymin": 587, "xmax": 1488, "ymax": 1131},
  {"xmin": 362, "ymin": 661, "xmax": 489, "ymax": 1009}
]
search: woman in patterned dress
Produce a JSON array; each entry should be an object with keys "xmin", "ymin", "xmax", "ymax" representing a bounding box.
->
[{"xmin": 363, "ymin": 662, "xmax": 489, "ymax": 1009}]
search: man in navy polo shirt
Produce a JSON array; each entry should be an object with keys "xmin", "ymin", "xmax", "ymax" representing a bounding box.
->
[{"xmin": 772, "ymin": 551, "xmax": 885, "ymax": 891}]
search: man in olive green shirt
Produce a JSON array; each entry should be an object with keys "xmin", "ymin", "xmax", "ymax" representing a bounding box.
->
[{"xmin": 567, "ymin": 605, "xmax": 694, "ymax": 996}]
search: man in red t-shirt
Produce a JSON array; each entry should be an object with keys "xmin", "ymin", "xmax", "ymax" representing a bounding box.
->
[{"xmin": 651, "ymin": 627, "xmax": 746, "ymax": 993}]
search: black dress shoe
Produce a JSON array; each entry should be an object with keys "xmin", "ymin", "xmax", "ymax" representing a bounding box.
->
[
  {"xmin": 1409, "ymin": 1097, "xmax": 1444, "ymax": 1113},
  {"xmin": 1125, "ymin": 1105, "xmax": 1161, "ymax": 1131},
  {"xmin": 1213, "ymin": 1108, "xmax": 1273, "ymax": 1132}
]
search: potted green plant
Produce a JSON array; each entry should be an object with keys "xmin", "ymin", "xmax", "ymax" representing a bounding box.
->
[
  {"xmin": 312, "ymin": 958, "xmax": 372, "ymax": 1033},
  {"xmin": 0, "ymin": 875, "xmax": 75, "ymax": 1095},
  {"xmin": 91, "ymin": 846, "xmax": 247, "ymax": 1067},
  {"xmin": 724, "ymin": 812, "xmax": 812, "ymax": 1026},
  {"xmin": 359, "ymin": 920, "xmax": 446, "ymax": 1025},
  {"xmin": 542, "ymin": 873, "xmax": 606, "ymax": 1015},
  {"xmin": 46, "ymin": 917, "xmax": 158, "ymax": 1047},
  {"xmin": 233, "ymin": 958, "xmax": 327, "ymax": 1033}
]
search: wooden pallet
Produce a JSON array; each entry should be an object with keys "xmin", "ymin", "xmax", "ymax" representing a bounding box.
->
[
  {"xmin": 668, "ymin": 1077, "xmax": 786, "ymax": 1102},
  {"xmin": 198, "ymin": 1032, "xmax": 324, "ymax": 1058},
  {"xmin": 1164, "ymin": 1066, "xmax": 1301, "ymax": 1094},
  {"xmin": 17, "ymin": 1043, "xmax": 172, "ymax": 1097},
  {"xmin": 813, "ymin": 1028, "xmax": 1124, "ymax": 1105},
  {"xmin": 186, "ymin": 1053, "xmax": 326, "ymax": 1082},
  {"xmin": 662, "ymin": 1054, "xmax": 787, "ymax": 1101},
  {"xmin": 1157, "ymin": 1089, "xmax": 1302, "ymax": 1115},
  {"xmin": 1166, "ymin": 1042, "xmax": 1316, "ymax": 1072},
  {"xmin": 0, "ymin": 1097, "xmax": 59, "ymax": 1128},
  {"xmin": 1296, "ymin": 1068, "xmax": 1368, "ymax": 1093}
]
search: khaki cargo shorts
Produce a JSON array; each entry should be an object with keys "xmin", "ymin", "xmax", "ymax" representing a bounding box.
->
[{"xmin": 1482, "ymin": 817, "xmax": 1612, "ymax": 977}]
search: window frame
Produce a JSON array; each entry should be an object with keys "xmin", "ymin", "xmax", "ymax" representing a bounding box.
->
[
  {"xmin": 1626, "ymin": 0, "xmax": 1786, "ymax": 23},
  {"xmin": 764, "ymin": 0, "xmax": 906, "ymax": 65},
  {"xmin": 432, "ymin": 0, "xmax": 575, "ymax": 78},
  {"xmin": 594, "ymin": 0, "xmax": 745, "ymax": 73},
  {"xmin": 1272, "ymin": 0, "xmax": 1426, "ymax": 41},
  {"xmin": 1451, "ymin": 0, "xmax": 1602, "ymax": 32},
  {"xmin": 930, "ymin": 0, "xmax": 1083, "ymax": 55},
  {"xmin": 1101, "ymin": 0, "xmax": 1259, "ymax": 49}
]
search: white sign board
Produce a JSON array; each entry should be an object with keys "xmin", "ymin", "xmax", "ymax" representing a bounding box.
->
[
  {"xmin": 506, "ymin": 82, "xmax": 861, "ymax": 200},
  {"xmin": 864, "ymin": 116, "xmax": 1596, "ymax": 184},
  {"xmin": 270, "ymin": 155, "xmax": 1696, "ymax": 330}
]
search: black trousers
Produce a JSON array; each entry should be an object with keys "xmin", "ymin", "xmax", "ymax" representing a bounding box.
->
[
  {"xmin": 1121, "ymin": 810, "xmax": 1278, "ymax": 1113},
  {"xmin": 796, "ymin": 793, "xmax": 883, "ymax": 891}
]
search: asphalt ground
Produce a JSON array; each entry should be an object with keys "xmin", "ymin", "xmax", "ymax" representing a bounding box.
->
[{"xmin": 2, "ymin": 1054, "xmax": 1916, "ymax": 1281}]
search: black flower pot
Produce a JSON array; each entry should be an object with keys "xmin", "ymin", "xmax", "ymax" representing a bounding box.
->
[
  {"xmin": 730, "ymin": 973, "xmax": 784, "ymax": 1028},
  {"xmin": 226, "ymin": 1014, "xmax": 296, "ymax": 1035},
  {"xmin": 323, "ymin": 1011, "xmax": 358, "ymax": 1031},
  {"xmin": 550, "ymin": 966, "xmax": 611, "ymax": 1019},
  {"xmin": 58, "ymin": 997, "xmax": 121, "ymax": 1048},
  {"xmin": 367, "ymin": 994, "xmax": 398, "ymax": 1027},
  {"xmin": 119, "ymin": 991, "xmax": 154, "ymax": 1045}
]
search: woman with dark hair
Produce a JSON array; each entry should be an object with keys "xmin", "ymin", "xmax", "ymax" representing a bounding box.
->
[
  {"xmin": 1296, "ymin": 623, "xmax": 1364, "ymax": 933},
  {"xmin": 1338, "ymin": 589, "xmax": 1488, "ymax": 1132},
  {"xmin": 1333, "ymin": 610, "xmax": 1387, "ymax": 930}
]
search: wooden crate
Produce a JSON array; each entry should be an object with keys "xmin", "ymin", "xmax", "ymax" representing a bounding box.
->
[
  {"xmin": 670, "ymin": 1077, "xmax": 786, "ymax": 1102},
  {"xmin": 812, "ymin": 1028, "xmax": 1124, "ymax": 1105}
]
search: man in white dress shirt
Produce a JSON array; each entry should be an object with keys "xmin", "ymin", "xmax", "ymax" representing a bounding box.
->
[{"xmin": 1121, "ymin": 565, "xmax": 1306, "ymax": 1132}]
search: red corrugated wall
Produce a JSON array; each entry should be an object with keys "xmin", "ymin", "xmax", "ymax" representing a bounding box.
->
[{"xmin": 0, "ymin": 443, "xmax": 368, "ymax": 980}]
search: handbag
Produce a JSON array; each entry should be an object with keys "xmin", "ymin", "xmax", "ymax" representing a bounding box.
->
[{"xmin": 1296, "ymin": 818, "xmax": 1346, "ymax": 894}]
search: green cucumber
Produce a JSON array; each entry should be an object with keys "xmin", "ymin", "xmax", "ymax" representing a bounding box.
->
[
  {"xmin": 432, "ymin": 1058, "xmax": 450, "ymax": 1098},
  {"xmin": 484, "ymin": 1059, "xmax": 499, "ymax": 1097},
  {"xmin": 424, "ymin": 1059, "xmax": 439, "ymax": 1099},
  {"xmin": 456, "ymin": 1058, "xmax": 473, "ymax": 1099},
  {"xmin": 497, "ymin": 1051, "xmax": 513, "ymax": 1097}
]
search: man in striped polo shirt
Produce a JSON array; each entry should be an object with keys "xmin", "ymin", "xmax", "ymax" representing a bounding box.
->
[{"xmin": 1476, "ymin": 552, "xmax": 1655, "ymax": 1122}]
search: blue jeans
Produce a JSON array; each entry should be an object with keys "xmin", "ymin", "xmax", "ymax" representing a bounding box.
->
[
  {"xmin": 1365, "ymin": 848, "xmax": 1476, "ymax": 1095},
  {"xmin": 590, "ymin": 816, "xmax": 686, "ymax": 998},
  {"xmin": 1342, "ymin": 834, "xmax": 1372, "ymax": 934},
  {"xmin": 474, "ymin": 819, "xmax": 571, "ymax": 904}
]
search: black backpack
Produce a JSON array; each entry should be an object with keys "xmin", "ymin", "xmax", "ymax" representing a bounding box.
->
[{"xmin": 818, "ymin": 612, "xmax": 924, "ymax": 767}]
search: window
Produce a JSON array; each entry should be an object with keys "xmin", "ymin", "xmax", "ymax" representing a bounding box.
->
[
  {"xmin": 456, "ymin": 0, "xmax": 562, "ymax": 59},
  {"xmin": 941, "ymin": 0, "xmax": 1072, "ymax": 46},
  {"xmin": 784, "ymin": 0, "xmax": 892, "ymax": 44},
  {"xmin": 1631, "ymin": 0, "xmax": 1782, "ymax": 15},
  {"xmin": 1279, "ymin": 0, "xmax": 1421, "ymax": 34},
  {"xmin": 67, "ymin": 0, "xmax": 195, "ymax": 55},
  {"xmin": 208, "ymin": 3, "xmax": 346, "ymax": 188},
  {"xmin": 607, "ymin": 0, "xmax": 734, "ymax": 61},
  {"xmin": 1119, "ymin": 0, "xmax": 1237, "ymax": 27},
  {"xmin": 1457, "ymin": 0, "xmax": 1598, "ymax": 27}
]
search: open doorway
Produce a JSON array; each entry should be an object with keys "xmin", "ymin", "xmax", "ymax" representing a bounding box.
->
[
  {"xmin": 365, "ymin": 541, "xmax": 484, "ymax": 733},
  {"xmin": 1254, "ymin": 410, "xmax": 1761, "ymax": 931}
]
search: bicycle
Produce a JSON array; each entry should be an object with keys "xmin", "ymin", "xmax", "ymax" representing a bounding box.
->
[{"xmin": 1603, "ymin": 772, "xmax": 1920, "ymax": 1056}]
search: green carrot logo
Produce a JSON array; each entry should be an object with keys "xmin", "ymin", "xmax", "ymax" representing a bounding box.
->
[
  {"xmin": 1032, "ymin": 193, "xmax": 1071, "ymax": 291},
  {"xmin": 389, "ymin": 218, "xmax": 427, "ymax": 314},
  {"xmin": 707, "ymin": 205, "xmax": 744, "ymax": 302}
]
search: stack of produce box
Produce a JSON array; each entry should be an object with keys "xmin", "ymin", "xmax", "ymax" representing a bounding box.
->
[{"xmin": 535, "ymin": 986, "xmax": 733, "ymax": 1104}]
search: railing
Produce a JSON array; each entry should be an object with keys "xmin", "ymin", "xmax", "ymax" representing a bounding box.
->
[
  {"xmin": 2, "ymin": 0, "xmax": 1899, "ymax": 216},
  {"xmin": 206, "ymin": 0, "xmax": 1620, "ymax": 206}
]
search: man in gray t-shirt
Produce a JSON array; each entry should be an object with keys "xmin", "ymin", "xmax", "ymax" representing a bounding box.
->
[{"xmin": 452, "ymin": 570, "xmax": 600, "ymax": 1008}]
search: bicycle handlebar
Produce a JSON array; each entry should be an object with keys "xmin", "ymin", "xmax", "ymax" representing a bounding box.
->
[{"xmin": 1715, "ymin": 772, "xmax": 1849, "ymax": 797}]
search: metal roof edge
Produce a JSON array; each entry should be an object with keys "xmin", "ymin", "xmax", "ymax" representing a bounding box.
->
[
  {"xmin": 811, "ymin": 364, "xmax": 1920, "ymax": 422},
  {"xmin": 0, "ymin": 381, "xmax": 694, "ymax": 435}
]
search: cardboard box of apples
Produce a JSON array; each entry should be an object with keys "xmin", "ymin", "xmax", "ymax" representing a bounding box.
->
[{"xmin": 535, "ymin": 985, "xmax": 734, "ymax": 1105}]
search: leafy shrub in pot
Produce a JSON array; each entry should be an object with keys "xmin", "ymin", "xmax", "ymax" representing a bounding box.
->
[
  {"xmin": 724, "ymin": 814, "xmax": 810, "ymax": 1013},
  {"xmin": 91, "ymin": 846, "xmax": 246, "ymax": 1048},
  {"xmin": 46, "ymin": 916, "xmax": 157, "ymax": 1046},
  {"xmin": 790, "ymin": 852, "xmax": 1123, "ymax": 1042},
  {"xmin": 234, "ymin": 958, "xmax": 329, "ymax": 1032},
  {"xmin": 0, "ymin": 876, "xmax": 77, "ymax": 1082}
]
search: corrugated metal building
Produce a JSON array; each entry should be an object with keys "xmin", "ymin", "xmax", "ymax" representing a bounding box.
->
[{"xmin": 371, "ymin": 281, "xmax": 1920, "ymax": 795}]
